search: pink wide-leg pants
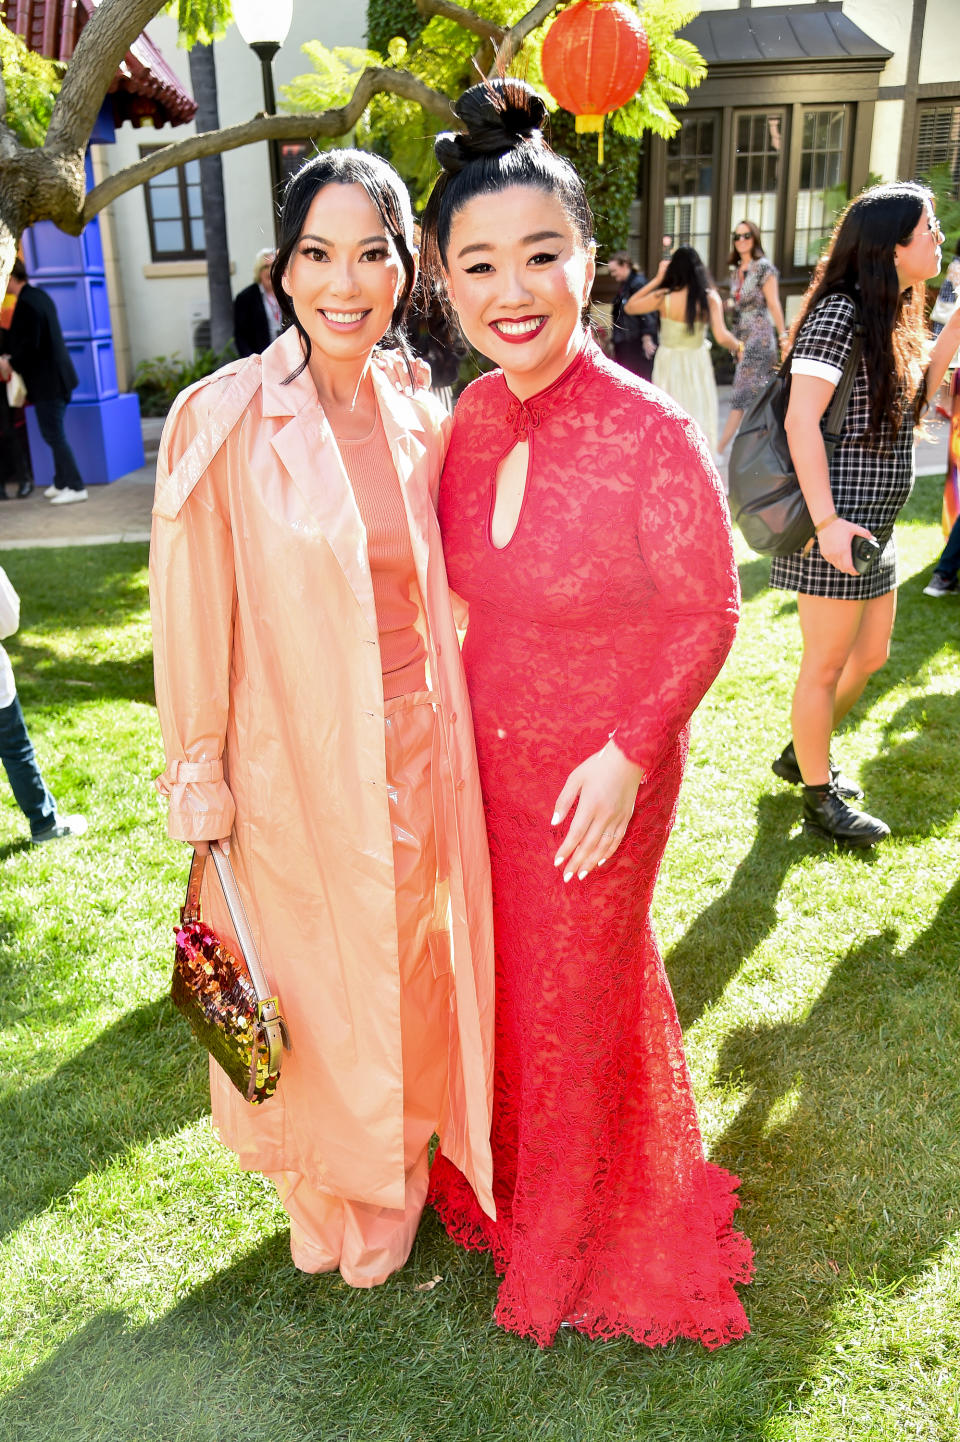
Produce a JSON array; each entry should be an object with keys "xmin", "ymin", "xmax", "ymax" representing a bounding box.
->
[{"xmin": 269, "ymin": 692, "xmax": 449, "ymax": 1287}]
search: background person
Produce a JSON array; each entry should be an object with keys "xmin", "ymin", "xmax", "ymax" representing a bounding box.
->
[
  {"xmin": 716, "ymin": 219, "xmax": 786, "ymax": 456},
  {"xmin": 772, "ymin": 183, "xmax": 960, "ymax": 845},
  {"xmin": 625, "ymin": 244, "xmax": 741, "ymax": 456},
  {"xmin": 0, "ymin": 379, "xmax": 33, "ymax": 500},
  {"xmin": 232, "ymin": 247, "xmax": 282, "ymax": 356},
  {"xmin": 929, "ymin": 234, "xmax": 960, "ymax": 417},
  {"xmin": 0, "ymin": 564, "xmax": 87, "ymax": 842},
  {"xmin": 607, "ymin": 251, "xmax": 658, "ymax": 381},
  {"xmin": 0, "ymin": 259, "xmax": 86, "ymax": 504},
  {"xmin": 421, "ymin": 79, "xmax": 751, "ymax": 1351},
  {"xmin": 151, "ymin": 150, "xmax": 495, "ymax": 1290}
]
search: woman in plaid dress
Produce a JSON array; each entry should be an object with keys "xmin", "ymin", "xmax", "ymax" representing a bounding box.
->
[{"xmin": 771, "ymin": 182, "xmax": 960, "ymax": 845}]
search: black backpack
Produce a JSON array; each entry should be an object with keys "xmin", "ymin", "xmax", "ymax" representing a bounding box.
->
[{"xmin": 727, "ymin": 315, "xmax": 863, "ymax": 557}]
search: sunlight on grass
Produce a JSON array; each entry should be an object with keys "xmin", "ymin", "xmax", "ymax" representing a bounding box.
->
[{"xmin": 0, "ymin": 495, "xmax": 958, "ymax": 1441}]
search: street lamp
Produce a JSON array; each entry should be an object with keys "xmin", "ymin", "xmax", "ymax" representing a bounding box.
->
[{"xmin": 233, "ymin": 0, "xmax": 294, "ymax": 244}]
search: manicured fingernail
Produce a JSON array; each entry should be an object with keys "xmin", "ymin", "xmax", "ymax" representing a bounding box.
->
[
  {"xmin": 563, "ymin": 870, "xmax": 572, "ymax": 883},
  {"xmin": 598, "ymin": 858, "xmax": 606, "ymax": 867},
  {"xmin": 550, "ymin": 811, "xmax": 560, "ymax": 826},
  {"xmin": 554, "ymin": 853, "xmax": 563, "ymax": 867},
  {"xmin": 577, "ymin": 869, "xmax": 587, "ymax": 880}
]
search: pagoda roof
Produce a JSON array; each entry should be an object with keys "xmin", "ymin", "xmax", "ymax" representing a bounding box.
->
[{"xmin": 2, "ymin": 0, "xmax": 197, "ymax": 128}]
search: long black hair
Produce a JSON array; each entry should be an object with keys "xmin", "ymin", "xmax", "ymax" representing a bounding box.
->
[
  {"xmin": 420, "ymin": 78, "xmax": 594, "ymax": 305},
  {"xmin": 270, "ymin": 149, "xmax": 417, "ymax": 382},
  {"xmin": 787, "ymin": 181, "xmax": 932, "ymax": 440},
  {"xmin": 661, "ymin": 244, "xmax": 712, "ymax": 332}
]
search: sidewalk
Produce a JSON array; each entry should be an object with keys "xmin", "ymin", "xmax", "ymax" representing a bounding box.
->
[
  {"xmin": 0, "ymin": 417, "xmax": 162, "ymax": 551},
  {"xmin": 0, "ymin": 398, "xmax": 952, "ymax": 552}
]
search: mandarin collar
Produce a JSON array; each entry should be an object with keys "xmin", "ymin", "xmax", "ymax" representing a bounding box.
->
[{"xmin": 497, "ymin": 335, "xmax": 596, "ymax": 438}]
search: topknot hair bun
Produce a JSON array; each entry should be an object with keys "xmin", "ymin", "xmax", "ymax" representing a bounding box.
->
[{"xmin": 434, "ymin": 78, "xmax": 548, "ymax": 175}]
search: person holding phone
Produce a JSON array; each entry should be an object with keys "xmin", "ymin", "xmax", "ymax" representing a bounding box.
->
[{"xmin": 770, "ymin": 182, "xmax": 960, "ymax": 845}]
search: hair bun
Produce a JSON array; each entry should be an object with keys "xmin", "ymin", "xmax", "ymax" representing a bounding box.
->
[{"xmin": 434, "ymin": 79, "xmax": 547, "ymax": 174}]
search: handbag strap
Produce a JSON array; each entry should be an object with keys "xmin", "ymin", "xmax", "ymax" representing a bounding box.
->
[
  {"xmin": 180, "ymin": 843, "xmax": 289, "ymax": 1069},
  {"xmin": 822, "ymin": 317, "xmax": 864, "ymax": 446}
]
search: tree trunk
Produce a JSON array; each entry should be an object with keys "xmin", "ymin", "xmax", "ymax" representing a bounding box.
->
[{"xmin": 187, "ymin": 43, "xmax": 234, "ymax": 355}]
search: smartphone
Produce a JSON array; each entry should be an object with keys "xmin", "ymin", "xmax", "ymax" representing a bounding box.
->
[{"xmin": 851, "ymin": 534, "xmax": 881, "ymax": 574}]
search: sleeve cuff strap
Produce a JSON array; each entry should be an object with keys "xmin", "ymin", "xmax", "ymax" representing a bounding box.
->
[{"xmin": 154, "ymin": 758, "xmax": 224, "ymax": 795}]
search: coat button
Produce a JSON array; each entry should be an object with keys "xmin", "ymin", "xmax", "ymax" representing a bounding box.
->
[{"xmin": 449, "ymin": 712, "xmax": 457, "ymax": 723}]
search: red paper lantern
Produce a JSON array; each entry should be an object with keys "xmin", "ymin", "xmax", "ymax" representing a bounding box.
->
[{"xmin": 541, "ymin": 0, "xmax": 651, "ymax": 163}]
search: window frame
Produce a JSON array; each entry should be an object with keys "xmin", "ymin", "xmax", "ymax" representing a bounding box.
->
[
  {"xmin": 913, "ymin": 99, "xmax": 960, "ymax": 197},
  {"xmin": 139, "ymin": 145, "xmax": 206, "ymax": 264}
]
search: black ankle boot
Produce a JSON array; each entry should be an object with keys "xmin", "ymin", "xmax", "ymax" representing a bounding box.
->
[
  {"xmin": 802, "ymin": 782, "xmax": 889, "ymax": 847},
  {"xmin": 772, "ymin": 741, "xmax": 863, "ymax": 800}
]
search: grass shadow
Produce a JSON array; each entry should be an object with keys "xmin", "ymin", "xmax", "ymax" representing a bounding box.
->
[
  {"xmin": 706, "ymin": 877, "xmax": 960, "ymax": 1419},
  {"xmin": 858, "ymin": 691, "xmax": 960, "ymax": 838},
  {"xmin": 0, "ymin": 544, "xmax": 154, "ymax": 707},
  {"xmin": 665, "ymin": 791, "xmax": 799, "ymax": 1030},
  {"xmin": 0, "ymin": 996, "xmax": 208, "ymax": 1241}
]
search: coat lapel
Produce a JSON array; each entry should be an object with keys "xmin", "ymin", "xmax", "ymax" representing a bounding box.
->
[
  {"xmin": 371, "ymin": 364, "xmax": 434, "ymax": 604},
  {"xmin": 263, "ymin": 331, "xmax": 378, "ymax": 639}
]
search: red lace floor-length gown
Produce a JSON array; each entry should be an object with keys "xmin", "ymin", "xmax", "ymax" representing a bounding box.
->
[{"xmin": 428, "ymin": 341, "xmax": 753, "ymax": 1348}]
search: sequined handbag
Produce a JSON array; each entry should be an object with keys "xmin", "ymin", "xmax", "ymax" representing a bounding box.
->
[{"xmin": 171, "ymin": 842, "xmax": 290, "ymax": 1105}]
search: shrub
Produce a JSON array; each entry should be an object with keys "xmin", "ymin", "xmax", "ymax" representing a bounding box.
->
[{"xmin": 133, "ymin": 346, "xmax": 236, "ymax": 417}]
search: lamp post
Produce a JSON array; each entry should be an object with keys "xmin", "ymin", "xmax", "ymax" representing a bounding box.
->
[{"xmin": 233, "ymin": 0, "xmax": 294, "ymax": 244}]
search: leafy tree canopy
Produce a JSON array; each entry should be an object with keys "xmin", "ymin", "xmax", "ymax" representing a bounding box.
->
[
  {"xmin": 165, "ymin": 0, "xmax": 234, "ymax": 48},
  {"xmin": 281, "ymin": 0, "xmax": 704, "ymax": 253},
  {"xmin": 0, "ymin": 22, "xmax": 63, "ymax": 147}
]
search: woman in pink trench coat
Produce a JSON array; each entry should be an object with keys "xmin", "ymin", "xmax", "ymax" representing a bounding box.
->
[{"xmin": 150, "ymin": 151, "xmax": 495, "ymax": 1287}]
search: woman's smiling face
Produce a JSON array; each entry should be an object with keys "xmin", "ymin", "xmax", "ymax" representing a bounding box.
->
[
  {"xmin": 443, "ymin": 184, "xmax": 595, "ymax": 399},
  {"xmin": 281, "ymin": 182, "xmax": 404, "ymax": 374}
]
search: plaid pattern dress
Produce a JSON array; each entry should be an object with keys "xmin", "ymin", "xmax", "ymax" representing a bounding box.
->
[{"xmin": 769, "ymin": 292, "xmax": 916, "ymax": 601}]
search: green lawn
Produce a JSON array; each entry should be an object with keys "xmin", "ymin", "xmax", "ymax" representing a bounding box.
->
[{"xmin": 0, "ymin": 479, "xmax": 958, "ymax": 1442}]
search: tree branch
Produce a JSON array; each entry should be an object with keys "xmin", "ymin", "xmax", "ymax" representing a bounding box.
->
[
  {"xmin": 416, "ymin": 0, "xmax": 506, "ymax": 45},
  {"xmin": 82, "ymin": 69, "xmax": 457, "ymax": 225},
  {"xmin": 495, "ymin": 0, "xmax": 562, "ymax": 71},
  {"xmin": 45, "ymin": 0, "xmax": 166, "ymax": 155}
]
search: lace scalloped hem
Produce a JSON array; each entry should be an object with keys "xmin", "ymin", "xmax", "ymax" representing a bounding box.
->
[{"xmin": 428, "ymin": 1155, "xmax": 754, "ymax": 1351}]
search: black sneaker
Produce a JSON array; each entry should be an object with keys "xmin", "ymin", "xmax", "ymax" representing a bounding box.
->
[
  {"xmin": 801, "ymin": 784, "xmax": 889, "ymax": 847},
  {"xmin": 922, "ymin": 573, "xmax": 958, "ymax": 597},
  {"xmin": 772, "ymin": 741, "xmax": 863, "ymax": 801}
]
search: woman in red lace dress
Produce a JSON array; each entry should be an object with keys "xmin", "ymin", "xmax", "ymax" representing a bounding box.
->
[{"xmin": 421, "ymin": 81, "xmax": 752, "ymax": 1349}]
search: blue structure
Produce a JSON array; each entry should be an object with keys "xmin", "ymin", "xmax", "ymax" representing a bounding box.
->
[{"xmin": 20, "ymin": 107, "xmax": 143, "ymax": 487}]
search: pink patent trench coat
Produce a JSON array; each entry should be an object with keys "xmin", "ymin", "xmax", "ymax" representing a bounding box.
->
[{"xmin": 150, "ymin": 326, "xmax": 496, "ymax": 1216}]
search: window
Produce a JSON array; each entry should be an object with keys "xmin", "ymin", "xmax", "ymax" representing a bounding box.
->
[
  {"xmin": 915, "ymin": 102, "xmax": 960, "ymax": 196},
  {"xmin": 793, "ymin": 107, "xmax": 849, "ymax": 267},
  {"xmin": 731, "ymin": 110, "xmax": 784, "ymax": 257},
  {"xmin": 663, "ymin": 114, "xmax": 717, "ymax": 259},
  {"xmin": 141, "ymin": 148, "xmax": 205, "ymax": 262}
]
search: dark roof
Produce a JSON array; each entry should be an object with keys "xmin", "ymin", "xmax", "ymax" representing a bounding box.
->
[
  {"xmin": 681, "ymin": 4, "xmax": 892, "ymax": 67},
  {"xmin": 1, "ymin": 0, "xmax": 197, "ymax": 127}
]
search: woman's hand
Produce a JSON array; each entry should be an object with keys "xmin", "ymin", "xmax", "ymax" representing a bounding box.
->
[
  {"xmin": 189, "ymin": 837, "xmax": 231, "ymax": 856},
  {"xmin": 551, "ymin": 740, "xmax": 645, "ymax": 882},
  {"xmin": 815, "ymin": 516, "xmax": 875, "ymax": 576}
]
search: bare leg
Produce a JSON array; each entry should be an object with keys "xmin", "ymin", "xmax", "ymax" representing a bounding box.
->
[
  {"xmin": 791, "ymin": 594, "xmax": 866, "ymax": 785},
  {"xmin": 718, "ymin": 406, "xmax": 744, "ymax": 455},
  {"xmin": 832, "ymin": 590, "xmax": 897, "ymax": 726}
]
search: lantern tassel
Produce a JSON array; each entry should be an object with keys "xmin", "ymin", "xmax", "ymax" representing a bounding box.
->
[{"xmin": 575, "ymin": 113, "xmax": 605, "ymax": 166}]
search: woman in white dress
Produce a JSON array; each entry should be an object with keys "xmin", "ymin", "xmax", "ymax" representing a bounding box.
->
[{"xmin": 625, "ymin": 244, "xmax": 741, "ymax": 454}]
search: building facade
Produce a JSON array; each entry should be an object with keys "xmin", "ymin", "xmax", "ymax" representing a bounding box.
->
[
  {"xmin": 93, "ymin": 2, "xmax": 365, "ymax": 384},
  {"xmin": 634, "ymin": 0, "xmax": 960, "ymax": 311},
  {"xmin": 89, "ymin": 1, "xmax": 960, "ymax": 372}
]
